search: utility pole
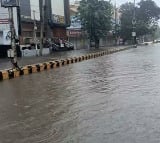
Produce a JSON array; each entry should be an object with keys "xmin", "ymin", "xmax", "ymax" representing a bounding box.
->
[
  {"xmin": 9, "ymin": 7, "xmax": 18, "ymax": 68},
  {"xmin": 33, "ymin": 10, "xmax": 38, "ymax": 56},
  {"xmin": 1, "ymin": 0, "xmax": 20, "ymax": 69},
  {"xmin": 45, "ymin": 0, "xmax": 52, "ymax": 54},
  {"xmin": 132, "ymin": 0, "xmax": 136, "ymax": 45},
  {"xmin": 114, "ymin": 1, "xmax": 117, "ymax": 45},
  {"xmin": 39, "ymin": 0, "xmax": 45, "ymax": 56}
]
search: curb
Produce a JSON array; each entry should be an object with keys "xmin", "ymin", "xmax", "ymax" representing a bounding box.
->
[{"xmin": 0, "ymin": 47, "xmax": 132, "ymax": 81}]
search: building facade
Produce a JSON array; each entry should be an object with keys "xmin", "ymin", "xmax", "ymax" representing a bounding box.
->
[
  {"xmin": 67, "ymin": 1, "xmax": 88, "ymax": 49},
  {"xmin": 19, "ymin": 0, "xmax": 70, "ymax": 45}
]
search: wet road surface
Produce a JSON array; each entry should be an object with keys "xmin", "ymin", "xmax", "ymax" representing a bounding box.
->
[{"xmin": 0, "ymin": 44, "xmax": 160, "ymax": 143}]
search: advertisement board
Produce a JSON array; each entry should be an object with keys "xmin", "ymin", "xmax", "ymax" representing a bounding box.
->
[
  {"xmin": 1, "ymin": 0, "xmax": 19, "ymax": 7},
  {"xmin": 0, "ymin": 6, "xmax": 18, "ymax": 45},
  {"xmin": 0, "ymin": 6, "xmax": 10, "ymax": 45},
  {"xmin": 51, "ymin": 0, "xmax": 65, "ymax": 24}
]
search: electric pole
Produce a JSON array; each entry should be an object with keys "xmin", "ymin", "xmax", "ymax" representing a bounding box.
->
[
  {"xmin": 33, "ymin": 10, "xmax": 38, "ymax": 56},
  {"xmin": 39, "ymin": 0, "xmax": 45, "ymax": 56},
  {"xmin": 45, "ymin": 0, "xmax": 52, "ymax": 54},
  {"xmin": 132, "ymin": 0, "xmax": 136, "ymax": 45},
  {"xmin": 114, "ymin": 1, "xmax": 117, "ymax": 45},
  {"xmin": 9, "ymin": 7, "xmax": 18, "ymax": 68}
]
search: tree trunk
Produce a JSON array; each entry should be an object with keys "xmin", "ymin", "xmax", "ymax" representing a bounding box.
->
[{"xmin": 95, "ymin": 38, "xmax": 100, "ymax": 49}]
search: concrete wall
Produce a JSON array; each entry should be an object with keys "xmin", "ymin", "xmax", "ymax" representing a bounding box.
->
[{"xmin": 69, "ymin": 37, "xmax": 89, "ymax": 50}]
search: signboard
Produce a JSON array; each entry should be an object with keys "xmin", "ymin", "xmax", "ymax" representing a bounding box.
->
[
  {"xmin": 132, "ymin": 32, "xmax": 136, "ymax": 37},
  {"xmin": 0, "ymin": 18, "xmax": 9, "ymax": 24},
  {"xmin": 0, "ymin": 6, "xmax": 18, "ymax": 45},
  {"xmin": 52, "ymin": 14, "xmax": 65, "ymax": 24},
  {"xmin": 67, "ymin": 30, "xmax": 82, "ymax": 37},
  {"xmin": 1, "ymin": 0, "xmax": 19, "ymax": 7},
  {"xmin": 70, "ymin": 16, "xmax": 81, "ymax": 29},
  {"xmin": 0, "ymin": 6, "xmax": 9, "ymax": 31},
  {"xmin": 51, "ymin": 0, "xmax": 65, "ymax": 24}
]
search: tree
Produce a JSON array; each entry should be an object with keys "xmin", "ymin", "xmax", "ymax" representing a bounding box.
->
[
  {"xmin": 136, "ymin": 0, "xmax": 160, "ymax": 37},
  {"xmin": 120, "ymin": 2, "xmax": 135, "ymax": 42},
  {"xmin": 78, "ymin": 0, "xmax": 113, "ymax": 48},
  {"xmin": 120, "ymin": 0, "xmax": 160, "ymax": 42}
]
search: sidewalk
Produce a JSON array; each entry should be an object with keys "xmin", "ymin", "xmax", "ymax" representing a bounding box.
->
[{"xmin": 0, "ymin": 46, "xmax": 129, "ymax": 70}]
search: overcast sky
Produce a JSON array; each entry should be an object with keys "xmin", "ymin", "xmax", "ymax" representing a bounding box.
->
[{"xmin": 70, "ymin": 0, "xmax": 160, "ymax": 6}]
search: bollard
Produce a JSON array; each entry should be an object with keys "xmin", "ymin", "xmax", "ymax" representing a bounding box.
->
[
  {"xmin": 0, "ymin": 70, "xmax": 9, "ymax": 80},
  {"xmin": 43, "ymin": 63, "xmax": 48, "ymax": 70},
  {"xmin": 39, "ymin": 63, "xmax": 45, "ymax": 71},
  {"xmin": 49, "ymin": 61, "xmax": 54, "ymax": 69},
  {"xmin": 36, "ymin": 64, "xmax": 40, "ymax": 72},
  {"xmin": 46, "ymin": 62, "xmax": 51, "ymax": 69},
  {"xmin": 32, "ymin": 65, "xmax": 37, "ymax": 73},
  {"xmin": 66, "ymin": 59, "xmax": 71, "ymax": 64},
  {"xmin": 13, "ymin": 69, "xmax": 20, "ymax": 78},
  {"xmin": 8, "ymin": 70, "xmax": 14, "ymax": 79}
]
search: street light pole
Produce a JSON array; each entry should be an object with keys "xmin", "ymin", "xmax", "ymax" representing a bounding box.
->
[
  {"xmin": 114, "ymin": 1, "xmax": 118, "ymax": 45},
  {"xmin": 8, "ymin": 7, "xmax": 17, "ymax": 68},
  {"xmin": 33, "ymin": 10, "xmax": 38, "ymax": 56},
  {"xmin": 39, "ymin": 0, "xmax": 45, "ymax": 56},
  {"xmin": 132, "ymin": 0, "xmax": 136, "ymax": 45}
]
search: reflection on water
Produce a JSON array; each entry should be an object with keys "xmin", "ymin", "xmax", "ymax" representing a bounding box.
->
[{"xmin": 0, "ymin": 44, "xmax": 160, "ymax": 143}]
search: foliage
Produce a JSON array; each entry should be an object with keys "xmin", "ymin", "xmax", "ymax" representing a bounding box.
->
[
  {"xmin": 120, "ymin": 0, "xmax": 160, "ymax": 41},
  {"xmin": 78, "ymin": 0, "xmax": 113, "ymax": 48},
  {"xmin": 120, "ymin": 2, "xmax": 135, "ymax": 41}
]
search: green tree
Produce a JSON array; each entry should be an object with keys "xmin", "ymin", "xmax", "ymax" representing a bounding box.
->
[
  {"xmin": 136, "ymin": 0, "xmax": 160, "ymax": 37},
  {"xmin": 120, "ymin": 2, "xmax": 134, "ymax": 42},
  {"xmin": 78, "ymin": 0, "xmax": 113, "ymax": 48},
  {"xmin": 120, "ymin": 0, "xmax": 160, "ymax": 41}
]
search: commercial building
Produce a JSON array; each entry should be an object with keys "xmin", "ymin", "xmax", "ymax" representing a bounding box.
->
[
  {"xmin": 67, "ymin": 1, "xmax": 88, "ymax": 49},
  {"xmin": 20, "ymin": 0, "xmax": 70, "ymax": 45}
]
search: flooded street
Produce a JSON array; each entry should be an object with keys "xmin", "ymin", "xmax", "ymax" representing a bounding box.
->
[{"xmin": 1, "ymin": 44, "xmax": 160, "ymax": 143}]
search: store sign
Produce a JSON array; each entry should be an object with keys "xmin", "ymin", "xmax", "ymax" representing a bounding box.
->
[
  {"xmin": 67, "ymin": 30, "xmax": 82, "ymax": 37},
  {"xmin": 0, "ymin": 19, "xmax": 9, "ymax": 32},
  {"xmin": 132, "ymin": 32, "xmax": 136, "ymax": 37},
  {"xmin": 0, "ymin": 7, "xmax": 9, "ymax": 30},
  {"xmin": 0, "ymin": 18, "xmax": 9, "ymax": 24},
  {"xmin": 1, "ymin": 0, "xmax": 19, "ymax": 7},
  {"xmin": 70, "ymin": 16, "xmax": 81, "ymax": 29},
  {"xmin": 52, "ymin": 14, "xmax": 65, "ymax": 24}
]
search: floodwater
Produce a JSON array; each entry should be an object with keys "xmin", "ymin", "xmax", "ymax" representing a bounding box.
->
[{"xmin": 0, "ymin": 44, "xmax": 160, "ymax": 143}]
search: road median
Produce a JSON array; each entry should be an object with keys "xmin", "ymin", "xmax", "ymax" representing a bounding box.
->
[{"xmin": 0, "ymin": 46, "xmax": 132, "ymax": 81}]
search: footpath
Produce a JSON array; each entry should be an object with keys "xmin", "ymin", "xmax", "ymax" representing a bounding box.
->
[{"xmin": 0, "ymin": 45, "xmax": 133, "ymax": 81}]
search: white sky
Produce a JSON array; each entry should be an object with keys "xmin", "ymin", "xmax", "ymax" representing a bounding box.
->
[{"xmin": 70, "ymin": 0, "xmax": 160, "ymax": 6}]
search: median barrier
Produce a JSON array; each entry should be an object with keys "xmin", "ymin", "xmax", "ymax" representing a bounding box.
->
[
  {"xmin": 32, "ymin": 65, "xmax": 38, "ymax": 73},
  {"xmin": 0, "ymin": 46, "xmax": 132, "ymax": 81},
  {"xmin": 0, "ymin": 70, "xmax": 9, "ymax": 80}
]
